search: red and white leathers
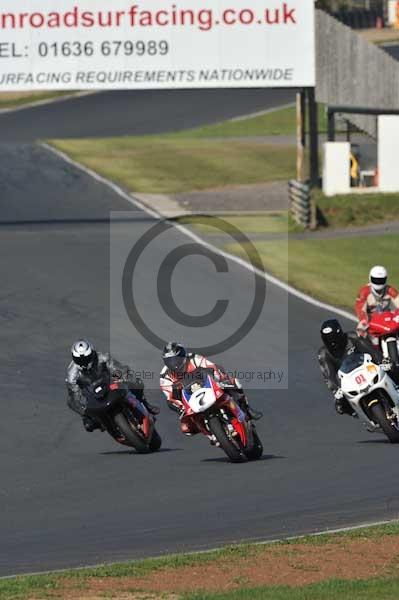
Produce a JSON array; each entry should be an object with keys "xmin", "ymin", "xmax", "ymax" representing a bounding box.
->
[
  {"xmin": 160, "ymin": 353, "xmax": 237, "ymax": 434},
  {"xmin": 355, "ymin": 284, "xmax": 399, "ymax": 339}
]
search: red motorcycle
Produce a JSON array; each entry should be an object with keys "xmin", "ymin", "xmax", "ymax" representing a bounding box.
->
[
  {"xmin": 181, "ymin": 369, "xmax": 263, "ymax": 463},
  {"xmin": 368, "ymin": 309, "xmax": 399, "ymax": 364}
]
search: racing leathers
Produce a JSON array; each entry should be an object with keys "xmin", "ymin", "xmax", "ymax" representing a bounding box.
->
[
  {"xmin": 318, "ymin": 331, "xmax": 383, "ymax": 415},
  {"xmin": 66, "ymin": 353, "xmax": 153, "ymax": 430},
  {"xmin": 160, "ymin": 353, "xmax": 254, "ymax": 434},
  {"xmin": 355, "ymin": 284, "xmax": 399, "ymax": 338}
]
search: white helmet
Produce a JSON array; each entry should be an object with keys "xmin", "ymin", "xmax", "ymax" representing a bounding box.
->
[
  {"xmin": 71, "ymin": 339, "xmax": 97, "ymax": 370},
  {"xmin": 369, "ymin": 265, "xmax": 388, "ymax": 297}
]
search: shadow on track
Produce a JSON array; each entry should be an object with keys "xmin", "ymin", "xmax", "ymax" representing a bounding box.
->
[
  {"xmin": 100, "ymin": 448, "xmax": 183, "ymax": 456},
  {"xmin": 0, "ymin": 216, "xmax": 155, "ymax": 228},
  {"xmin": 201, "ymin": 454, "xmax": 285, "ymax": 464},
  {"xmin": 356, "ymin": 438, "xmax": 392, "ymax": 445}
]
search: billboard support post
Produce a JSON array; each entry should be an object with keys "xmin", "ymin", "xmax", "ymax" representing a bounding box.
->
[
  {"xmin": 307, "ymin": 87, "xmax": 319, "ymax": 188},
  {"xmin": 296, "ymin": 90, "xmax": 306, "ymax": 182}
]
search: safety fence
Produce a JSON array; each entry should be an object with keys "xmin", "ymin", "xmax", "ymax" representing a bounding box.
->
[{"xmin": 289, "ymin": 180, "xmax": 311, "ymax": 227}]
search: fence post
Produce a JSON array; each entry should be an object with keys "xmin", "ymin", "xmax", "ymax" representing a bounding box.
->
[{"xmin": 327, "ymin": 108, "xmax": 335, "ymax": 141}]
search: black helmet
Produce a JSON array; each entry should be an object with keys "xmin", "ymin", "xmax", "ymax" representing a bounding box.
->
[
  {"xmin": 71, "ymin": 339, "xmax": 98, "ymax": 370},
  {"xmin": 162, "ymin": 342, "xmax": 187, "ymax": 372},
  {"xmin": 320, "ymin": 319, "xmax": 347, "ymax": 358}
]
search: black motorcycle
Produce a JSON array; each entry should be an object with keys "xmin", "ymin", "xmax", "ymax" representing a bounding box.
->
[{"xmin": 82, "ymin": 377, "xmax": 161, "ymax": 453}]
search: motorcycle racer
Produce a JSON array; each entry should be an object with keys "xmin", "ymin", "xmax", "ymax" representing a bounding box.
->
[
  {"xmin": 160, "ymin": 342, "xmax": 262, "ymax": 435},
  {"xmin": 66, "ymin": 339, "xmax": 159, "ymax": 432},
  {"xmin": 355, "ymin": 266, "xmax": 399, "ymax": 338},
  {"xmin": 318, "ymin": 319, "xmax": 384, "ymax": 416}
]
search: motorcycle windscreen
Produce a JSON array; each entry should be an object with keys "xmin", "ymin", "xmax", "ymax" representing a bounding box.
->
[{"xmin": 339, "ymin": 353, "xmax": 365, "ymax": 374}]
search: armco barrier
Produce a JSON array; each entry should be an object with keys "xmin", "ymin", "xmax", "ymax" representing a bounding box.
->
[{"xmin": 289, "ymin": 180, "xmax": 311, "ymax": 227}]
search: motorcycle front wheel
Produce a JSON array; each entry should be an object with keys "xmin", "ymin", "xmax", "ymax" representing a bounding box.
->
[
  {"xmin": 244, "ymin": 427, "xmax": 263, "ymax": 461},
  {"xmin": 113, "ymin": 412, "xmax": 150, "ymax": 453},
  {"xmin": 370, "ymin": 403, "xmax": 399, "ymax": 443},
  {"xmin": 386, "ymin": 338, "xmax": 399, "ymax": 366},
  {"xmin": 208, "ymin": 415, "xmax": 246, "ymax": 463}
]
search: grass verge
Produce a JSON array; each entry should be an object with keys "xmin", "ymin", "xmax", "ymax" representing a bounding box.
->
[
  {"xmin": 189, "ymin": 578, "xmax": 399, "ymax": 599},
  {"xmin": 316, "ymin": 191, "xmax": 399, "ymax": 228},
  {"xmin": 225, "ymin": 233, "xmax": 399, "ymax": 312},
  {"xmin": 51, "ymin": 137, "xmax": 296, "ymax": 193},
  {"xmin": 3, "ymin": 521, "xmax": 399, "ymax": 599},
  {"xmin": 0, "ymin": 91, "xmax": 78, "ymax": 109},
  {"xmin": 168, "ymin": 103, "xmax": 328, "ymax": 138}
]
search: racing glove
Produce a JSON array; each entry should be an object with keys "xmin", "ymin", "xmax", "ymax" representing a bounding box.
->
[
  {"xmin": 357, "ymin": 319, "xmax": 369, "ymax": 338},
  {"xmin": 334, "ymin": 388, "xmax": 344, "ymax": 400},
  {"xmin": 381, "ymin": 358, "xmax": 393, "ymax": 372}
]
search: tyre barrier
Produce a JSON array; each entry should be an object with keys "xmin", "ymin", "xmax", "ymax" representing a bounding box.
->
[{"xmin": 288, "ymin": 180, "xmax": 311, "ymax": 227}]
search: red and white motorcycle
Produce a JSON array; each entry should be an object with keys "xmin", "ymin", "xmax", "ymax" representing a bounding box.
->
[
  {"xmin": 368, "ymin": 309, "xmax": 399, "ymax": 365},
  {"xmin": 181, "ymin": 370, "xmax": 263, "ymax": 462},
  {"xmin": 338, "ymin": 353, "xmax": 399, "ymax": 443}
]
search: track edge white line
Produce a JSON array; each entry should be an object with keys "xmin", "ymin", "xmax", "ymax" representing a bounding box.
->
[
  {"xmin": 0, "ymin": 517, "xmax": 395, "ymax": 580},
  {"xmin": 41, "ymin": 141, "xmax": 356, "ymax": 324}
]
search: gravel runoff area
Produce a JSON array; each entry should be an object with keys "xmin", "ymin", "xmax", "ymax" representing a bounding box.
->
[{"xmin": 134, "ymin": 181, "xmax": 289, "ymax": 218}]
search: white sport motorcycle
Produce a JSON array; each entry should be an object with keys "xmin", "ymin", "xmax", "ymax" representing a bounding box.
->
[{"xmin": 338, "ymin": 353, "xmax": 399, "ymax": 443}]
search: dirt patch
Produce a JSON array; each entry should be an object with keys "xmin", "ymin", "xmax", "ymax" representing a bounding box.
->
[
  {"xmin": 38, "ymin": 534, "xmax": 399, "ymax": 599},
  {"xmin": 48, "ymin": 595, "xmax": 178, "ymax": 600},
  {"xmin": 174, "ymin": 182, "xmax": 289, "ymax": 213}
]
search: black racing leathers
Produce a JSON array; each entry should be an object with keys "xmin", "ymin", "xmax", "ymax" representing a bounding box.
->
[
  {"xmin": 318, "ymin": 331, "xmax": 383, "ymax": 393},
  {"xmin": 65, "ymin": 352, "xmax": 144, "ymax": 416}
]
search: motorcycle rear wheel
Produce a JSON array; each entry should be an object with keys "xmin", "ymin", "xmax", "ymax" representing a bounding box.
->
[
  {"xmin": 208, "ymin": 415, "xmax": 246, "ymax": 463},
  {"xmin": 149, "ymin": 428, "xmax": 162, "ymax": 451},
  {"xmin": 113, "ymin": 412, "xmax": 150, "ymax": 453},
  {"xmin": 371, "ymin": 403, "xmax": 399, "ymax": 443}
]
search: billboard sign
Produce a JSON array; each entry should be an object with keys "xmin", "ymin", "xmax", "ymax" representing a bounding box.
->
[{"xmin": 0, "ymin": 1, "xmax": 315, "ymax": 90}]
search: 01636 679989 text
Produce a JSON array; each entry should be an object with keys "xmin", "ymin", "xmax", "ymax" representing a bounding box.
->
[
  {"xmin": 36, "ymin": 39, "xmax": 170, "ymax": 58},
  {"xmin": 0, "ymin": 39, "xmax": 170, "ymax": 59}
]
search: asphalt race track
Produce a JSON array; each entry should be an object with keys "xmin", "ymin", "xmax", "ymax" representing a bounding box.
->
[
  {"xmin": 0, "ymin": 88, "xmax": 294, "ymax": 142},
  {"xmin": 1, "ymin": 93, "xmax": 399, "ymax": 577},
  {"xmin": 383, "ymin": 44, "xmax": 399, "ymax": 62}
]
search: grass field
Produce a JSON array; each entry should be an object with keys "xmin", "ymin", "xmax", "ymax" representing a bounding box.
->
[
  {"xmin": 192, "ymin": 580, "xmax": 399, "ymax": 599},
  {"xmin": 170, "ymin": 103, "xmax": 328, "ymax": 138},
  {"xmin": 177, "ymin": 213, "xmax": 396, "ymax": 312},
  {"xmin": 50, "ymin": 105, "xmax": 395, "ymax": 313},
  {"xmin": 316, "ymin": 191, "xmax": 399, "ymax": 228},
  {"xmin": 225, "ymin": 233, "xmax": 399, "ymax": 312},
  {"xmin": 3, "ymin": 522, "xmax": 399, "ymax": 599},
  {"xmin": 0, "ymin": 91, "xmax": 76, "ymax": 109},
  {"xmin": 51, "ymin": 137, "xmax": 296, "ymax": 193}
]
